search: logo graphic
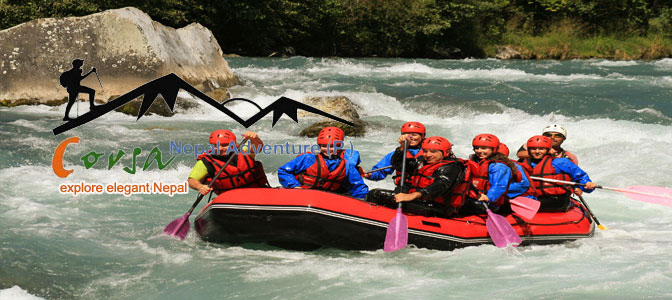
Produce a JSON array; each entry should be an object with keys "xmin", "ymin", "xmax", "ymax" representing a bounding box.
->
[
  {"xmin": 59, "ymin": 59, "xmax": 102, "ymax": 121},
  {"xmin": 52, "ymin": 136, "xmax": 177, "ymax": 178},
  {"xmin": 53, "ymin": 62, "xmax": 354, "ymax": 135}
]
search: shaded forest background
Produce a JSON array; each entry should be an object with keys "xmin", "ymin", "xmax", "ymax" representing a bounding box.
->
[{"xmin": 1, "ymin": 0, "xmax": 671, "ymax": 59}]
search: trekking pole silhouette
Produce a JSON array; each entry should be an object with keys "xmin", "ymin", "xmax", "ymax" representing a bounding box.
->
[
  {"xmin": 94, "ymin": 71, "xmax": 105, "ymax": 108},
  {"xmin": 94, "ymin": 71, "xmax": 105, "ymax": 95}
]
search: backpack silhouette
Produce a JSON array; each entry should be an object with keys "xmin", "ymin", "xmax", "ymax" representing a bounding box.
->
[{"xmin": 59, "ymin": 70, "xmax": 75, "ymax": 88}]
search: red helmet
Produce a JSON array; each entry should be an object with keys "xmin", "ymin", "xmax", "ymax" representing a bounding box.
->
[
  {"xmin": 422, "ymin": 136, "xmax": 451, "ymax": 156},
  {"xmin": 498, "ymin": 143, "xmax": 510, "ymax": 157},
  {"xmin": 401, "ymin": 121, "xmax": 426, "ymax": 137},
  {"xmin": 527, "ymin": 135, "xmax": 551, "ymax": 149},
  {"xmin": 472, "ymin": 133, "xmax": 500, "ymax": 150},
  {"xmin": 317, "ymin": 127, "xmax": 345, "ymax": 145},
  {"xmin": 209, "ymin": 130, "xmax": 236, "ymax": 145}
]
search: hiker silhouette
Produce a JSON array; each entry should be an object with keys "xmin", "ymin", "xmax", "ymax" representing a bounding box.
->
[{"xmin": 60, "ymin": 59, "xmax": 99, "ymax": 121}]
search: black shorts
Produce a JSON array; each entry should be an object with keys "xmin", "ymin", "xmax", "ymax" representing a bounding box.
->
[
  {"xmin": 538, "ymin": 194, "xmax": 571, "ymax": 212},
  {"xmin": 366, "ymin": 188, "xmax": 451, "ymax": 217}
]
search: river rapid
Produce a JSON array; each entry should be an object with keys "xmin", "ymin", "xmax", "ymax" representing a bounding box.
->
[{"xmin": 1, "ymin": 57, "xmax": 671, "ymax": 299}]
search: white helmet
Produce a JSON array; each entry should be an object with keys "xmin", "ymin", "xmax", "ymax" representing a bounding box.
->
[{"xmin": 542, "ymin": 124, "xmax": 567, "ymax": 138}]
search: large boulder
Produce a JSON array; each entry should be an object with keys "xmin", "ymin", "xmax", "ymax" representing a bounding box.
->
[
  {"xmin": 299, "ymin": 120, "xmax": 367, "ymax": 138},
  {"xmin": 298, "ymin": 96, "xmax": 367, "ymax": 137},
  {"xmin": 298, "ymin": 96, "xmax": 361, "ymax": 121},
  {"xmin": 0, "ymin": 7, "xmax": 240, "ymax": 106}
]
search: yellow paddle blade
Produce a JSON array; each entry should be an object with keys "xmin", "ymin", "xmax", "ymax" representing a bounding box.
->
[{"xmin": 598, "ymin": 224, "xmax": 608, "ymax": 230}]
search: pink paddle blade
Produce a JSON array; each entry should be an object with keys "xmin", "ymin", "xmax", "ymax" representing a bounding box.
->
[
  {"xmin": 510, "ymin": 197, "xmax": 541, "ymax": 220},
  {"xmin": 485, "ymin": 210, "xmax": 521, "ymax": 248},
  {"xmin": 384, "ymin": 207, "xmax": 408, "ymax": 252},
  {"xmin": 622, "ymin": 186, "xmax": 672, "ymax": 206},
  {"xmin": 163, "ymin": 212, "xmax": 191, "ymax": 240}
]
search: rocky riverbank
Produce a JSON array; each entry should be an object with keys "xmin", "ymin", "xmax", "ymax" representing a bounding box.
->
[{"xmin": 0, "ymin": 7, "xmax": 239, "ymax": 107}]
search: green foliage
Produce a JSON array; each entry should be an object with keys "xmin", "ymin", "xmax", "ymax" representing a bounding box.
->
[
  {"xmin": 1, "ymin": 0, "xmax": 670, "ymax": 58},
  {"xmin": 650, "ymin": 7, "xmax": 672, "ymax": 37}
]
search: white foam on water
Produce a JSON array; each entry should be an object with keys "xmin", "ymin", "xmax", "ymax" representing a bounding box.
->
[
  {"xmin": 234, "ymin": 65, "xmax": 305, "ymax": 82},
  {"xmin": 653, "ymin": 58, "xmax": 672, "ymax": 69},
  {"xmin": 121, "ymin": 240, "xmax": 193, "ymax": 265},
  {"xmin": 6, "ymin": 135, "xmax": 55, "ymax": 153},
  {"xmin": 7, "ymin": 119, "xmax": 49, "ymax": 132},
  {"xmin": 244, "ymin": 255, "xmax": 421, "ymax": 286},
  {"xmin": 0, "ymin": 286, "xmax": 45, "ymax": 300},
  {"xmin": 605, "ymin": 72, "xmax": 639, "ymax": 80},
  {"xmin": 635, "ymin": 107, "xmax": 670, "ymax": 119},
  {"xmin": 385, "ymin": 81, "xmax": 428, "ymax": 87},
  {"xmin": 285, "ymin": 58, "xmax": 614, "ymax": 83},
  {"xmin": 79, "ymin": 270, "xmax": 153, "ymax": 298},
  {"xmin": 653, "ymin": 75, "xmax": 672, "ymax": 88},
  {"xmin": 384, "ymin": 62, "xmax": 436, "ymax": 74},
  {"xmin": 591, "ymin": 60, "xmax": 639, "ymax": 67}
]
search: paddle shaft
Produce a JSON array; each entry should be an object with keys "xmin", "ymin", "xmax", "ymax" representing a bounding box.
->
[
  {"xmin": 366, "ymin": 165, "xmax": 392, "ymax": 174},
  {"xmin": 530, "ymin": 176, "xmax": 590, "ymax": 188},
  {"xmin": 186, "ymin": 138, "xmax": 248, "ymax": 215},
  {"xmin": 529, "ymin": 176, "xmax": 607, "ymax": 230},
  {"xmin": 529, "ymin": 176, "xmax": 665, "ymax": 198},
  {"xmin": 397, "ymin": 140, "xmax": 408, "ymax": 209},
  {"xmin": 382, "ymin": 140, "xmax": 409, "ymax": 252},
  {"xmin": 577, "ymin": 194, "xmax": 607, "ymax": 230}
]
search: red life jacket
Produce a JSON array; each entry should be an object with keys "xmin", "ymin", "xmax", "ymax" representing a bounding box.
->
[
  {"xmin": 295, "ymin": 154, "xmax": 347, "ymax": 192},
  {"xmin": 519, "ymin": 156, "xmax": 572, "ymax": 197},
  {"xmin": 408, "ymin": 159, "xmax": 470, "ymax": 211},
  {"xmin": 558, "ymin": 149, "xmax": 579, "ymax": 165},
  {"xmin": 468, "ymin": 158, "xmax": 521, "ymax": 206},
  {"xmin": 198, "ymin": 153, "xmax": 269, "ymax": 195},
  {"xmin": 297, "ymin": 150, "xmax": 365, "ymax": 175},
  {"xmin": 394, "ymin": 148, "xmax": 424, "ymax": 186},
  {"xmin": 516, "ymin": 164, "xmax": 538, "ymax": 198}
]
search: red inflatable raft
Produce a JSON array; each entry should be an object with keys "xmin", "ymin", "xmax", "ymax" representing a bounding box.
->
[{"xmin": 194, "ymin": 188, "xmax": 595, "ymax": 251}]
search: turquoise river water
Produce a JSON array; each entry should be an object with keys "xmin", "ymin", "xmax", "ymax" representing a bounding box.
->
[{"xmin": 1, "ymin": 57, "xmax": 671, "ymax": 299}]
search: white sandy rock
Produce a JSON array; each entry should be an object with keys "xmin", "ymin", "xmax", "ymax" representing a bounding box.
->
[{"xmin": 0, "ymin": 7, "xmax": 239, "ymax": 106}]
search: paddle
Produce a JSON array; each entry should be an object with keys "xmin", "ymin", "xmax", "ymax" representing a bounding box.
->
[
  {"xmin": 530, "ymin": 176, "xmax": 672, "ymax": 206},
  {"xmin": 481, "ymin": 202, "xmax": 522, "ymax": 248},
  {"xmin": 384, "ymin": 140, "xmax": 409, "ymax": 252},
  {"xmin": 577, "ymin": 194, "xmax": 607, "ymax": 230},
  {"xmin": 366, "ymin": 165, "xmax": 393, "ymax": 174},
  {"xmin": 164, "ymin": 138, "xmax": 247, "ymax": 240},
  {"xmin": 509, "ymin": 196, "xmax": 541, "ymax": 220}
]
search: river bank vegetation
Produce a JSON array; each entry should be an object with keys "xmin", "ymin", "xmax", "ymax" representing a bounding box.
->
[{"xmin": 2, "ymin": 0, "xmax": 671, "ymax": 59}]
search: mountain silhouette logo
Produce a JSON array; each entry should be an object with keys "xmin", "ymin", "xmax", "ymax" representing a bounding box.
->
[{"xmin": 52, "ymin": 72, "xmax": 354, "ymax": 135}]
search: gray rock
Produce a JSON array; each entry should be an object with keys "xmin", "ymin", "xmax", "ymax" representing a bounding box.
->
[
  {"xmin": 298, "ymin": 96, "xmax": 361, "ymax": 121},
  {"xmin": 495, "ymin": 45, "xmax": 522, "ymax": 59},
  {"xmin": 298, "ymin": 96, "xmax": 367, "ymax": 137},
  {"xmin": 299, "ymin": 120, "xmax": 367, "ymax": 138},
  {"xmin": 268, "ymin": 46, "xmax": 296, "ymax": 58},
  {"xmin": 0, "ymin": 7, "xmax": 240, "ymax": 106},
  {"xmin": 431, "ymin": 46, "xmax": 464, "ymax": 59}
]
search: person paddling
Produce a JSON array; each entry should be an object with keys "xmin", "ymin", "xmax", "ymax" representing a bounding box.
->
[
  {"xmin": 519, "ymin": 135, "xmax": 597, "ymax": 211},
  {"xmin": 390, "ymin": 136, "xmax": 470, "ymax": 217},
  {"xmin": 188, "ymin": 130, "xmax": 268, "ymax": 196},
  {"xmin": 60, "ymin": 59, "xmax": 98, "ymax": 121},
  {"xmin": 365, "ymin": 121, "xmax": 426, "ymax": 188},
  {"xmin": 517, "ymin": 124, "xmax": 578, "ymax": 164},
  {"xmin": 278, "ymin": 127, "xmax": 369, "ymax": 199},
  {"xmin": 462, "ymin": 134, "xmax": 522, "ymax": 215},
  {"xmin": 500, "ymin": 143, "xmax": 536, "ymax": 201}
]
